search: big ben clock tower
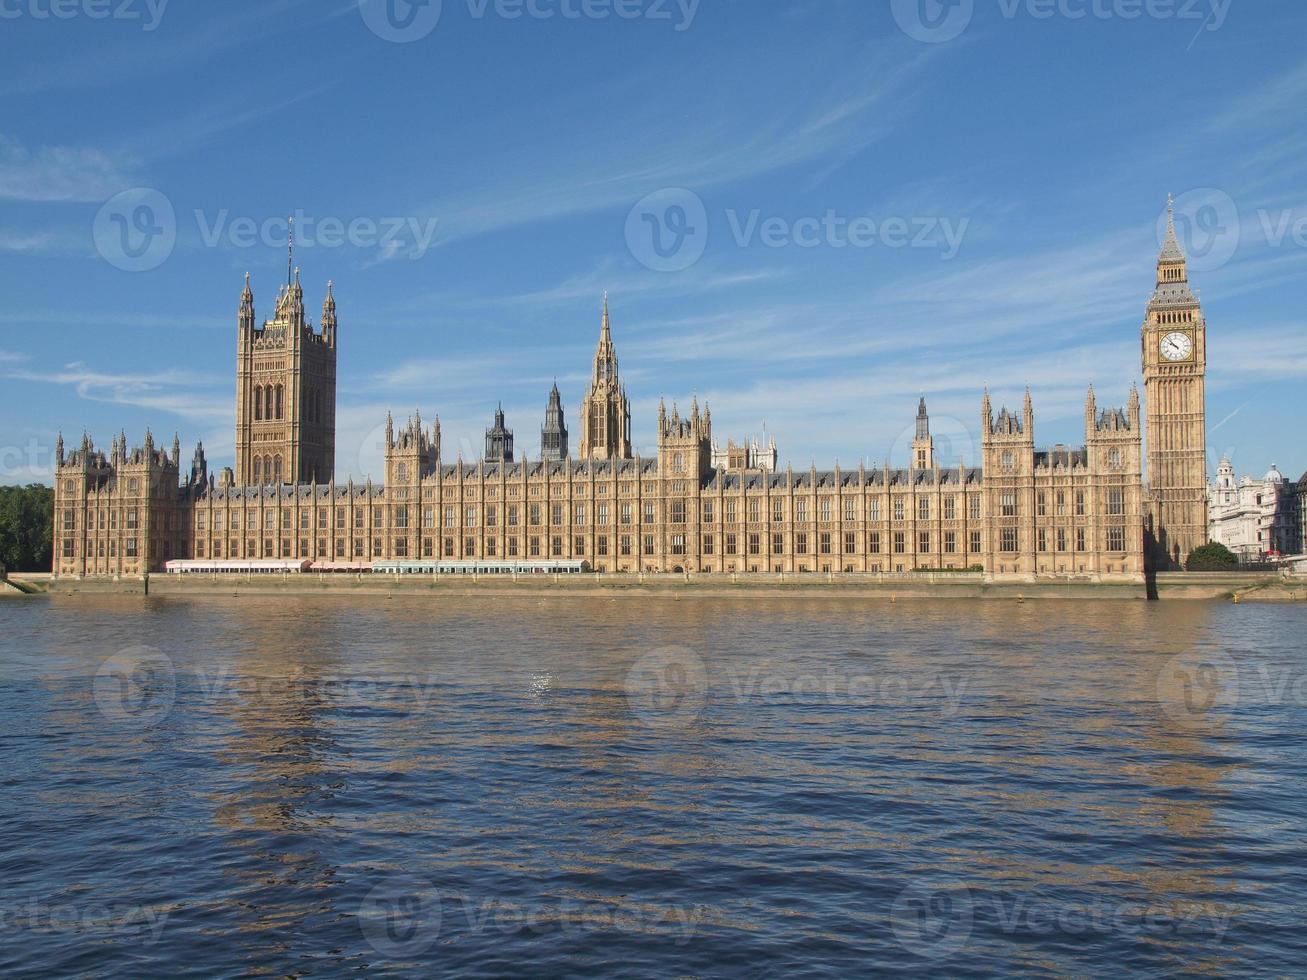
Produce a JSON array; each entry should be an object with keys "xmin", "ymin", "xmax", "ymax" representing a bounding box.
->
[{"xmin": 1142, "ymin": 196, "xmax": 1208, "ymax": 569}]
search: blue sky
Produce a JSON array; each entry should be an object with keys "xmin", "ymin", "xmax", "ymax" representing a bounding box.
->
[{"xmin": 2, "ymin": 0, "xmax": 1305, "ymax": 485}]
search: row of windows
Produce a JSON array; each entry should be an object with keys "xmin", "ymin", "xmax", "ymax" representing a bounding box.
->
[
  {"xmin": 251, "ymin": 384, "xmax": 285, "ymax": 422},
  {"xmin": 1000, "ymin": 527, "xmax": 1128, "ymax": 553},
  {"xmin": 1032, "ymin": 489, "xmax": 1126, "ymax": 517},
  {"xmin": 77, "ymin": 525, "xmax": 1131, "ymax": 563},
  {"xmin": 186, "ymin": 494, "xmax": 1003, "ymax": 533},
  {"xmin": 186, "ymin": 530, "xmax": 996, "ymax": 561},
  {"xmin": 73, "ymin": 498, "xmax": 1134, "ymax": 544},
  {"xmin": 700, "ymin": 530, "xmax": 987, "ymax": 557},
  {"xmin": 64, "ymin": 509, "xmax": 140, "ymax": 530},
  {"xmin": 63, "ymin": 537, "xmax": 141, "ymax": 559}
]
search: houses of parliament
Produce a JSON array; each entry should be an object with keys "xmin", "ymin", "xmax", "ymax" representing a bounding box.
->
[{"xmin": 51, "ymin": 203, "xmax": 1211, "ymax": 581}]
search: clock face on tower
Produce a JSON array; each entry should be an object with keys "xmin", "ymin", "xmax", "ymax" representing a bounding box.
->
[{"xmin": 1160, "ymin": 331, "xmax": 1194, "ymax": 362}]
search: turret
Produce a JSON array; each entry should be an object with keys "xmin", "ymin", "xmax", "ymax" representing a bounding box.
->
[
  {"xmin": 540, "ymin": 382, "xmax": 569, "ymax": 461},
  {"xmin": 578, "ymin": 293, "xmax": 634, "ymax": 459},
  {"xmin": 484, "ymin": 404, "xmax": 514, "ymax": 463},
  {"xmin": 658, "ymin": 397, "xmax": 711, "ymax": 478},
  {"xmin": 322, "ymin": 280, "xmax": 337, "ymax": 347},
  {"xmin": 190, "ymin": 441, "xmax": 208, "ymax": 488},
  {"xmin": 912, "ymin": 397, "xmax": 934, "ymax": 470},
  {"xmin": 239, "ymin": 272, "xmax": 255, "ymax": 334}
]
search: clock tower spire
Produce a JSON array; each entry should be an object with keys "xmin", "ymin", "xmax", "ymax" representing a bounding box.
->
[{"xmin": 1142, "ymin": 195, "xmax": 1208, "ymax": 570}]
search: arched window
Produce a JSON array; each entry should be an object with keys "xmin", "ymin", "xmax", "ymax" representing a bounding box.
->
[
  {"xmin": 253, "ymin": 457, "xmax": 262, "ymax": 484},
  {"xmin": 263, "ymin": 455, "xmax": 273, "ymax": 486},
  {"xmin": 254, "ymin": 385, "xmax": 263, "ymax": 421},
  {"xmin": 274, "ymin": 456, "xmax": 283, "ymax": 484},
  {"xmin": 265, "ymin": 386, "xmax": 274, "ymax": 422},
  {"xmin": 277, "ymin": 385, "xmax": 284, "ymax": 420}
]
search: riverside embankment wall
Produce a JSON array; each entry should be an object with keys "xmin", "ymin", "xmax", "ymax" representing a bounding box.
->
[{"xmin": 16, "ymin": 571, "xmax": 1305, "ymax": 602}]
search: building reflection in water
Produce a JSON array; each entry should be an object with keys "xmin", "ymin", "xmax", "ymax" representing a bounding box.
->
[{"xmin": 19, "ymin": 593, "xmax": 1281, "ymax": 974}]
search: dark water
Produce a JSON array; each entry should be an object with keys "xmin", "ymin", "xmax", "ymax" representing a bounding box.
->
[{"xmin": 1, "ymin": 595, "xmax": 1306, "ymax": 977}]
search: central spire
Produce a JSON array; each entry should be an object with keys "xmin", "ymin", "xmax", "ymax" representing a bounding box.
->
[
  {"xmin": 592, "ymin": 293, "xmax": 618, "ymax": 384},
  {"xmin": 579, "ymin": 292, "xmax": 632, "ymax": 459},
  {"xmin": 1158, "ymin": 193, "xmax": 1186, "ymax": 265}
]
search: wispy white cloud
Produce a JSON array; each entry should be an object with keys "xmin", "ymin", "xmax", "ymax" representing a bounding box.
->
[
  {"xmin": 0, "ymin": 226, "xmax": 87, "ymax": 254},
  {"xmin": 0, "ymin": 0, "xmax": 330, "ymax": 98},
  {"xmin": 401, "ymin": 40, "xmax": 942, "ymax": 247},
  {"xmin": 3, "ymin": 362, "xmax": 229, "ymax": 425},
  {"xmin": 0, "ymin": 135, "xmax": 140, "ymax": 203}
]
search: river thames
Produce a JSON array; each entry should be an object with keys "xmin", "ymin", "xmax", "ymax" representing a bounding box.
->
[{"xmin": 1, "ymin": 595, "xmax": 1304, "ymax": 976}]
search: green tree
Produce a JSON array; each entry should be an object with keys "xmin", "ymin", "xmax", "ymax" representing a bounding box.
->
[
  {"xmin": 1186, "ymin": 542, "xmax": 1239, "ymax": 571},
  {"xmin": 0, "ymin": 484, "xmax": 54, "ymax": 573}
]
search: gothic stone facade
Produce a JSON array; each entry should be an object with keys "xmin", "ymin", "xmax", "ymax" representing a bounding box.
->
[
  {"xmin": 52, "ymin": 389, "xmax": 1143, "ymax": 580},
  {"xmin": 1143, "ymin": 198, "xmax": 1209, "ymax": 569},
  {"xmin": 235, "ymin": 269, "xmax": 337, "ymax": 487},
  {"xmin": 58, "ymin": 224, "xmax": 1220, "ymax": 583}
]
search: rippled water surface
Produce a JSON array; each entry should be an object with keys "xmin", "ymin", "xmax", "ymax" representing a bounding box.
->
[{"xmin": 2, "ymin": 595, "xmax": 1306, "ymax": 977}]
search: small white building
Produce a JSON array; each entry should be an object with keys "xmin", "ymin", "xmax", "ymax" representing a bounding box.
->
[
  {"xmin": 711, "ymin": 433, "xmax": 778, "ymax": 472},
  {"xmin": 1208, "ymin": 458, "xmax": 1299, "ymax": 562}
]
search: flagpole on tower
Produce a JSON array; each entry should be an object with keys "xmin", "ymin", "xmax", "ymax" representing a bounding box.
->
[{"xmin": 287, "ymin": 216, "xmax": 295, "ymax": 287}]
